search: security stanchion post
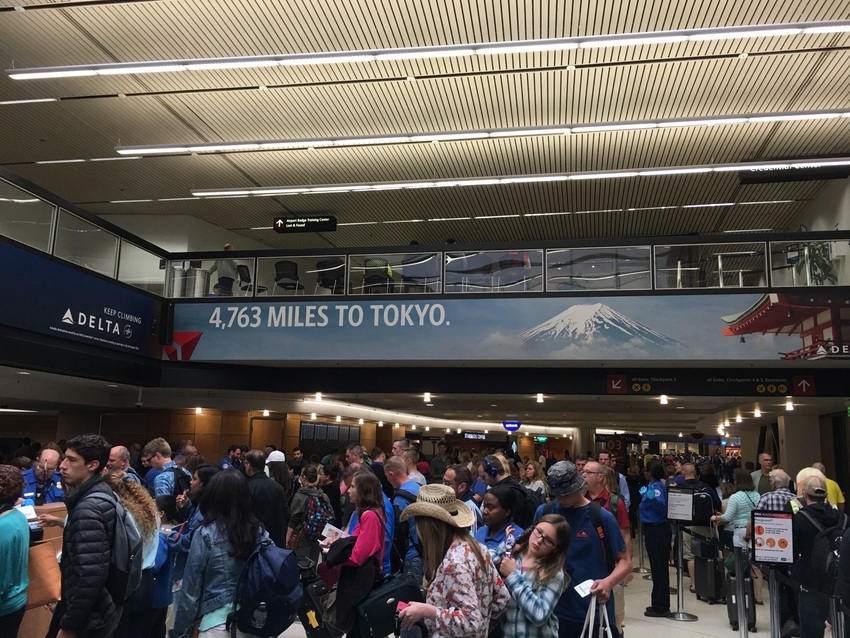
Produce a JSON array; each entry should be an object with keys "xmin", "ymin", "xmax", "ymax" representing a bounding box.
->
[
  {"xmin": 734, "ymin": 546, "xmax": 749, "ymax": 638},
  {"xmin": 670, "ymin": 522, "xmax": 697, "ymax": 622},
  {"xmin": 768, "ymin": 567, "xmax": 780, "ymax": 638},
  {"xmin": 634, "ymin": 520, "xmax": 650, "ymax": 574}
]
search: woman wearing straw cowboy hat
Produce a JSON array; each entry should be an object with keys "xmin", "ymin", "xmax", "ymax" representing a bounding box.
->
[{"xmin": 397, "ymin": 484, "xmax": 510, "ymax": 637}]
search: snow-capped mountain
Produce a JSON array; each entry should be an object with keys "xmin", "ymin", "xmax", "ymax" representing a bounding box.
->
[{"xmin": 518, "ymin": 303, "xmax": 681, "ymax": 347}]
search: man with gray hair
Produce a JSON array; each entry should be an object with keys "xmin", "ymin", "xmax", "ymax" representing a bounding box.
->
[{"xmin": 104, "ymin": 445, "xmax": 143, "ymax": 485}]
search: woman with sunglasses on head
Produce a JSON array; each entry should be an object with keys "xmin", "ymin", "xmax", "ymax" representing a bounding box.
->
[{"xmin": 491, "ymin": 514, "xmax": 570, "ymax": 638}]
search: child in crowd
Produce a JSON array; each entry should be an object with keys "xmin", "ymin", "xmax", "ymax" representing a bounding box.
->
[{"xmin": 490, "ymin": 514, "xmax": 570, "ymax": 637}]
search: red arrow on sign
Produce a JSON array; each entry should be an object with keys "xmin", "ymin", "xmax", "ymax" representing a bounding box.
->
[
  {"xmin": 607, "ymin": 375, "xmax": 627, "ymax": 394},
  {"xmin": 792, "ymin": 375, "xmax": 816, "ymax": 396}
]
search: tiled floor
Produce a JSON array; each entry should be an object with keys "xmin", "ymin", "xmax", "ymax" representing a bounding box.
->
[{"xmin": 281, "ymin": 559, "xmax": 771, "ymax": 638}]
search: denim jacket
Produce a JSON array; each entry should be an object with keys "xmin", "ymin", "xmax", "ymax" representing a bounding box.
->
[{"xmin": 170, "ymin": 522, "xmax": 267, "ymax": 638}]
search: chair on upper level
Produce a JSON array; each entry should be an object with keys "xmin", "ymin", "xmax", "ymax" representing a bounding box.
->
[
  {"xmin": 236, "ymin": 264, "xmax": 268, "ymax": 296},
  {"xmin": 314, "ymin": 258, "xmax": 345, "ymax": 294},
  {"xmin": 274, "ymin": 260, "xmax": 304, "ymax": 295}
]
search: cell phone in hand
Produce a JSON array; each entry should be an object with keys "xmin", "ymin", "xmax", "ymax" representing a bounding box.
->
[{"xmin": 396, "ymin": 601, "xmax": 410, "ymax": 612}]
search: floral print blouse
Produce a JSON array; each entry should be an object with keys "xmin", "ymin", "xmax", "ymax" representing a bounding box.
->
[{"xmin": 424, "ymin": 538, "xmax": 511, "ymax": 638}]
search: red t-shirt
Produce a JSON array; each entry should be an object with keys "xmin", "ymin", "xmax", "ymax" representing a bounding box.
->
[{"xmin": 591, "ymin": 488, "xmax": 630, "ymax": 530}]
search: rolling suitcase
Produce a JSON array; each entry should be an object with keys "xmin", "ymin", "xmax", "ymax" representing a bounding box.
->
[
  {"xmin": 726, "ymin": 572, "xmax": 757, "ymax": 632},
  {"xmin": 298, "ymin": 558, "xmax": 333, "ymax": 638},
  {"xmin": 356, "ymin": 571, "xmax": 425, "ymax": 638},
  {"xmin": 693, "ymin": 557, "xmax": 724, "ymax": 604}
]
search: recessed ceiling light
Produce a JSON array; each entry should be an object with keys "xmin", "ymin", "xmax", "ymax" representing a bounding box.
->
[
  {"xmin": 660, "ymin": 395, "xmax": 669, "ymax": 405},
  {"xmin": 736, "ymin": 414, "xmax": 743, "ymax": 423},
  {"xmin": 754, "ymin": 408, "xmax": 762, "ymax": 418},
  {"xmin": 315, "ymin": 392, "xmax": 322, "ymax": 401},
  {"xmin": 195, "ymin": 407, "xmax": 202, "ymax": 415},
  {"xmin": 106, "ymin": 384, "xmax": 118, "ymax": 388},
  {"xmin": 336, "ymin": 415, "xmax": 342, "ymax": 422},
  {"xmin": 785, "ymin": 398, "xmax": 794, "ymax": 411},
  {"xmin": 378, "ymin": 421, "xmax": 383, "ymax": 427},
  {"xmin": 423, "ymin": 392, "xmax": 431, "ymax": 402},
  {"xmin": 17, "ymin": 371, "xmax": 30, "ymax": 375},
  {"xmin": 536, "ymin": 393, "xmax": 544, "ymax": 403},
  {"xmin": 426, "ymin": 403, "xmax": 433, "ymax": 407},
  {"xmin": 310, "ymin": 412, "xmax": 317, "ymax": 420},
  {"xmin": 263, "ymin": 409, "xmax": 270, "ymax": 417},
  {"xmin": 359, "ymin": 418, "xmax": 364, "ymax": 425}
]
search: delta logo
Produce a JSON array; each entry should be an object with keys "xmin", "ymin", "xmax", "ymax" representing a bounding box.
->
[
  {"xmin": 163, "ymin": 332, "xmax": 203, "ymax": 361},
  {"xmin": 62, "ymin": 308, "xmax": 129, "ymax": 337}
]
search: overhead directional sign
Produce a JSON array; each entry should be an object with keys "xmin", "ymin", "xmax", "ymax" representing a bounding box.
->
[{"xmin": 273, "ymin": 215, "xmax": 337, "ymax": 233}]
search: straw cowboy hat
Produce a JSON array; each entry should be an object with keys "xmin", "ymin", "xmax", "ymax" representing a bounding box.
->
[{"xmin": 398, "ymin": 484, "xmax": 476, "ymax": 529}]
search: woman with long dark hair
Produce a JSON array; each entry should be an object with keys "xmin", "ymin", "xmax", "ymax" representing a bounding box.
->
[
  {"xmin": 171, "ymin": 470, "xmax": 265, "ymax": 638},
  {"xmin": 266, "ymin": 451, "xmax": 293, "ymax": 500},
  {"xmin": 168, "ymin": 463, "xmax": 220, "ymax": 582}
]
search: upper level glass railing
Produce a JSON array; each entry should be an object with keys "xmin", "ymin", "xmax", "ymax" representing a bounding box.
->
[{"xmin": 2, "ymin": 174, "xmax": 849, "ymax": 302}]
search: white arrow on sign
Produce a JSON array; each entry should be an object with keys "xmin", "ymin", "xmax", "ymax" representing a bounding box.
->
[
  {"xmin": 797, "ymin": 378, "xmax": 811, "ymax": 391},
  {"xmin": 611, "ymin": 379, "xmax": 622, "ymax": 389},
  {"xmin": 275, "ymin": 219, "xmax": 285, "ymax": 227}
]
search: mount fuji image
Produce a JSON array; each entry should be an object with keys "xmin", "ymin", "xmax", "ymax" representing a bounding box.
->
[{"xmin": 517, "ymin": 302, "xmax": 683, "ymax": 348}]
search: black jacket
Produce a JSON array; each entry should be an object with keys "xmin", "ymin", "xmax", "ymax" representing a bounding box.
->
[
  {"xmin": 248, "ymin": 471, "xmax": 290, "ymax": 548},
  {"xmin": 792, "ymin": 502, "xmax": 844, "ymax": 589},
  {"xmin": 56, "ymin": 475, "xmax": 120, "ymax": 635}
]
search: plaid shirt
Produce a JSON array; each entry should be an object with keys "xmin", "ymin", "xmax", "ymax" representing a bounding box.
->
[{"xmin": 755, "ymin": 488, "xmax": 797, "ymax": 512}]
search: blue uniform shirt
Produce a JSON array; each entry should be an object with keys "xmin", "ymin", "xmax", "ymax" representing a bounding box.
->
[
  {"xmin": 475, "ymin": 522, "xmax": 524, "ymax": 551},
  {"xmin": 21, "ymin": 468, "xmax": 64, "ymax": 504},
  {"xmin": 639, "ymin": 479, "xmax": 668, "ymax": 524}
]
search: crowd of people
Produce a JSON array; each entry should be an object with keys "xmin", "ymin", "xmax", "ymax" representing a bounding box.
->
[{"xmin": 0, "ymin": 436, "xmax": 848, "ymax": 638}]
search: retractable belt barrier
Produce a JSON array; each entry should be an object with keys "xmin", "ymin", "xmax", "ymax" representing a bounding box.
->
[{"xmin": 682, "ymin": 525, "xmax": 850, "ymax": 638}]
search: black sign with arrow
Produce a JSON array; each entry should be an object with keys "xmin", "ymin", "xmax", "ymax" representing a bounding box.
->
[{"xmin": 274, "ymin": 216, "xmax": 337, "ymax": 233}]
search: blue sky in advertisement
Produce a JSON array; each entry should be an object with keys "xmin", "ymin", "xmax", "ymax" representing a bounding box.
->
[{"xmin": 172, "ymin": 294, "xmax": 799, "ymax": 362}]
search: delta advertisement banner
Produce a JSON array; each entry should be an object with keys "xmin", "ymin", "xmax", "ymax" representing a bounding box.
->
[
  {"xmin": 169, "ymin": 291, "xmax": 848, "ymax": 363},
  {"xmin": 0, "ymin": 241, "xmax": 160, "ymax": 357}
]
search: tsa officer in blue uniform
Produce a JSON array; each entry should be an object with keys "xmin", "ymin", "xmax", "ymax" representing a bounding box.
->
[
  {"xmin": 21, "ymin": 448, "xmax": 65, "ymax": 504},
  {"xmin": 639, "ymin": 461, "xmax": 670, "ymax": 617}
]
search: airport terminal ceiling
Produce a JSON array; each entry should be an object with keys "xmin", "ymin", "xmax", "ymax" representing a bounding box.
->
[
  {"xmin": 2, "ymin": 2, "xmax": 850, "ymax": 250},
  {"xmin": 1, "ymin": 364, "xmax": 846, "ymax": 438}
]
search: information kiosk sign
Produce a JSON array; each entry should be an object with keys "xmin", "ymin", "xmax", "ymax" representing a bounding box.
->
[
  {"xmin": 750, "ymin": 509, "xmax": 794, "ymax": 564},
  {"xmin": 666, "ymin": 486, "xmax": 694, "ymax": 522}
]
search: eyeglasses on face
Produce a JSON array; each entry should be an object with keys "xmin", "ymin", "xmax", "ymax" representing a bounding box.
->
[
  {"xmin": 580, "ymin": 469, "xmax": 602, "ymax": 475},
  {"xmin": 533, "ymin": 527, "xmax": 557, "ymax": 548}
]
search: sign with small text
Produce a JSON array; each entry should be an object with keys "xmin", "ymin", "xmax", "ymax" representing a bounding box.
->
[
  {"xmin": 751, "ymin": 510, "xmax": 794, "ymax": 564},
  {"xmin": 274, "ymin": 216, "xmax": 337, "ymax": 233}
]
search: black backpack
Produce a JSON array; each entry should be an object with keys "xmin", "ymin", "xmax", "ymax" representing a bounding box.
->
[
  {"xmin": 86, "ymin": 491, "xmax": 144, "ymax": 605},
  {"xmin": 512, "ymin": 484, "xmax": 546, "ymax": 529},
  {"xmin": 169, "ymin": 466, "xmax": 192, "ymax": 498},
  {"xmin": 799, "ymin": 509, "xmax": 848, "ymax": 593},
  {"xmin": 390, "ymin": 489, "xmax": 422, "ymax": 573}
]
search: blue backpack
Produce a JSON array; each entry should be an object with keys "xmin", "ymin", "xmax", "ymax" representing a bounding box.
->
[{"xmin": 227, "ymin": 538, "xmax": 303, "ymax": 637}]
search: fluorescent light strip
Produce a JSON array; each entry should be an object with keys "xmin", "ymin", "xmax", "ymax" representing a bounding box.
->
[
  {"xmin": 192, "ymin": 157, "xmax": 850, "ymax": 198},
  {"xmin": 9, "ymin": 19, "xmax": 850, "ymax": 80},
  {"xmin": 0, "ymin": 97, "xmax": 57, "ymax": 105},
  {"xmin": 114, "ymin": 109, "xmax": 850, "ymax": 156}
]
